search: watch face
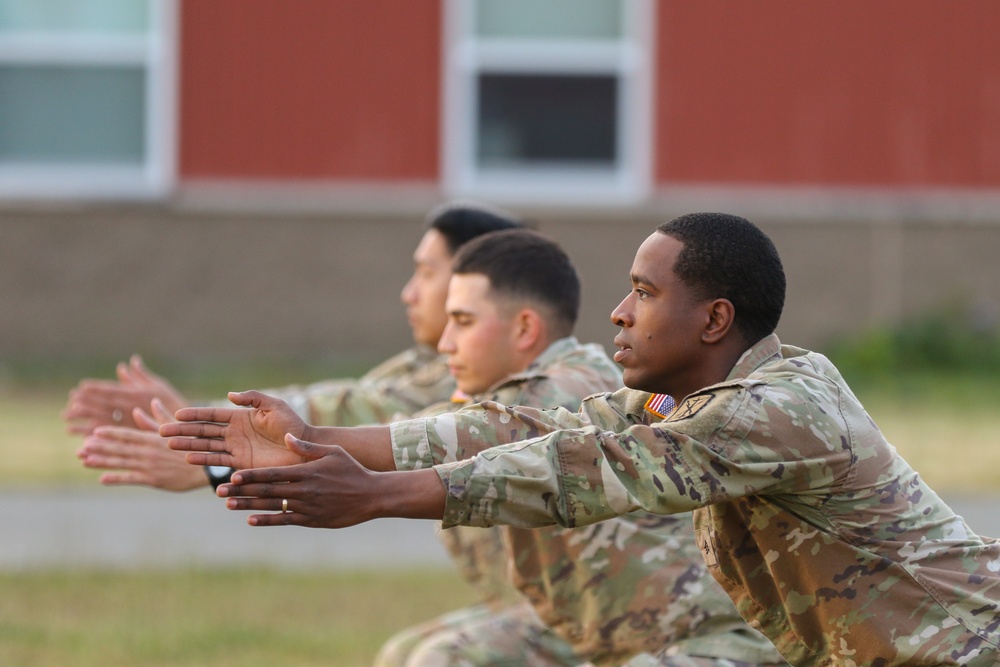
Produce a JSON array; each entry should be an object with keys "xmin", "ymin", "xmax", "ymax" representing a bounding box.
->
[{"xmin": 207, "ymin": 466, "xmax": 231, "ymax": 478}]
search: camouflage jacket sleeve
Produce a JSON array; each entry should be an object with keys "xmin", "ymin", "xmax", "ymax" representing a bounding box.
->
[
  {"xmin": 258, "ymin": 346, "xmax": 455, "ymax": 426},
  {"xmin": 390, "ymin": 338, "xmax": 622, "ymax": 469}
]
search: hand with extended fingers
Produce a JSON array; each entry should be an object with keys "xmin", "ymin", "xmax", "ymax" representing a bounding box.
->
[
  {"xmin": 161, "ymin": 390, "xmax": 314, "ymax": 470},
  {"xmin": 216, "ymin": 433, "xmax": 446, "ymax": 529},
  {"xmin": 62, "ymin": 354, "xmax": 189, "ymax": 436},
  {"xmin": 77, "ymin": 398, "xmax": 209, "ymax": 491},
  {"xmin": 217, "ymin": 435, "xmax": 381, "ymax": 528}
]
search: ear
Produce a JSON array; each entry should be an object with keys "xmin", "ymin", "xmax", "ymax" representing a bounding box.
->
[
  {"xmin": 702, "ymin": 298, "xmax": 735, "ymax": 345},
  {"xmin": 512, "ymin": 308, "xmax": 544, "ymax": 352}
]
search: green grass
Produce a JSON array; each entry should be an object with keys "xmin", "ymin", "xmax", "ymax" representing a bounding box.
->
[{"xmin": 0, "ymin": 568, "xmax": 477, "ymax": 667}]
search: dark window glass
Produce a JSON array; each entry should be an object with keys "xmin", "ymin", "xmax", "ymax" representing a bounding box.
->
[{"xmin": 477, "ymin": 73, "xmax": 617, "ymax": 167}]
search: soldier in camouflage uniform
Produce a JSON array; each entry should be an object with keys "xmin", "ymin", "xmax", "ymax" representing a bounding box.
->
[
  {"xmin": 170, "ymin": 213, "xmax": 1000, "ymax": 666},
  {"xmin": 166, "ymin": 230, "xmax": 786, "ymax": 666},
  {"xmin": 72, "ymin": 203, "xmax": 523, "ymax": 491}
]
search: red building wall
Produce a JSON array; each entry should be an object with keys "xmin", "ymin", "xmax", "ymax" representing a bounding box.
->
[
  {"xmin": 179, "ymin": 0, "xmax": 441, "ymax": 181},
  {"xmin": 655, "ymin": 1, "xmax": 1000, "ymax": 188},
  {"xmin": 177, "ymin": 1, "xmax": 1000, "ymax": 190}
]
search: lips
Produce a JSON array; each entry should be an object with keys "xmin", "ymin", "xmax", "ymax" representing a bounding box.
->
[{"xmin": 613, "ymin": 335, "xmax": 632, "ymax": 364}]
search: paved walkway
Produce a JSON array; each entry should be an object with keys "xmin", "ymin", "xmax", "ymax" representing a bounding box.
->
[
  {"xmin": 1, "ymin": 487, "xmax": 450, "ymax": 570},
  {"xmin": 2, "ymin": 488, "xmax": 998, "ymax": 571}
]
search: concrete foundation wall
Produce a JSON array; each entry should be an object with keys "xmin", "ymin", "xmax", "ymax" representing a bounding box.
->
[{"xmin": 3, "ymin": 202, "xmax": 997, "ymax": 372}]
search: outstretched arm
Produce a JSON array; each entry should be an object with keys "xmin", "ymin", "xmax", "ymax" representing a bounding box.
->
[
  {"xmin": 161, "ymin": 390, "xmax": 396, "ymax": 471},
  {"xmin": 218, "ymin": 435, "xmax": 444, "ymax": 528}
]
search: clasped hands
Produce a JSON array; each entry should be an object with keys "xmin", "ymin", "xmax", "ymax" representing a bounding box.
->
[{"xmin": 161, "ymin": 390, "xmax": 379, "ymax": 528}]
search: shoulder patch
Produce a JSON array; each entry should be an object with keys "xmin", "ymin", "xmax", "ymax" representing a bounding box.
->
[
  {"xmin": 644, "ymin": 393, "xmax": 676, "ymax": 419},
  {"xmin": 666, "ymin": 393, "xmax": 714, "ymax": 421}
]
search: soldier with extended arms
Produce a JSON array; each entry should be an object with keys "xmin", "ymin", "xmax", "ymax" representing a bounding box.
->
[{"xmin": 164, "ymin": 212, "xmax": 999, "ymax": 666}]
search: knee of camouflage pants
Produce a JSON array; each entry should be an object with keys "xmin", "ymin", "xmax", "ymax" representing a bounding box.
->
[
  {"xmin": 404, "ymin": 602, "xmax": 582, "ymax": 667},
  {"xmin": 373, "ymin": 605, "xmax": 496, "ymax": 667}
]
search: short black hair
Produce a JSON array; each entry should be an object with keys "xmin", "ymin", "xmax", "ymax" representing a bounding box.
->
[
  {"xmin": 657, "ymin": 212, "xmax": 785, "ymax": 345},
  {"xmin": 452, "ymin": 229, "xmax": 580, "ymax": 338},
  {"xmin": 425, "ymin": 202, "xmax": 529, "ymax": 255}
]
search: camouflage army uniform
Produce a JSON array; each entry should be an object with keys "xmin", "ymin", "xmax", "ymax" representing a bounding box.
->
[
  {"xmin": 418, "ymin": 334, "xmax": 999, "ymax": 666},
  {"xmin": 389, "ymin": 338, "xmax": 786, "ymax": 667},
  {"xmin": 376, "ymin": 337, "xmax": 620, "ymax": 667},
  {"xmin": 263, "ymin": 345, "xmax": 454, "ymax": 426}
]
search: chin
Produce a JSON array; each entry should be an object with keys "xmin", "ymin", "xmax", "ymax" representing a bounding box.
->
[{"xmin": 622, "ymin": 371, "xmax": 656, "ymax": 393}]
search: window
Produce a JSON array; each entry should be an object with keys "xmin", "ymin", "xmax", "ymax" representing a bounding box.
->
[
  {"xmin": 0, "ymin": 0, "xmax": 176, "ymax": 199},
  {"xmin": 442, "ymin": 0, "xmax": 653, "ymax": 205}
]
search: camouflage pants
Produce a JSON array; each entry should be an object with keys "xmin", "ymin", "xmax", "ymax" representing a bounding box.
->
[
  {"xmin": 625, "ymin": 656, "xmax": 787, "ymax": 667},
  {"xmin": 374, "ymin": 601, "xmax": 581, "ymax": 667}
]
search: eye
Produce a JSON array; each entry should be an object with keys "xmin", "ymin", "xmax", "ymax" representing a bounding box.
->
[{"xmin": 635, "ymin": 288, "xmax": 650, "ymax": 300}]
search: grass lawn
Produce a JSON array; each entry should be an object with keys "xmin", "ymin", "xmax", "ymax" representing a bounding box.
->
[{"xmin": 0, "ymin": 568, "xmax": 476, "ymax": 667}]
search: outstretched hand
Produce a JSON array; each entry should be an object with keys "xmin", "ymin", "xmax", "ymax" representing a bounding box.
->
[
  {"xmin": 77, "ymin": 399, "xmax": 208, "ymax": 491},
  {"xmin": 218, "ymin": 434, "xmax": 447, "ymax": 529},
  {"xmin": 63, "ymin": 355, "xmax": 189, "ymax": 436},
  {"xmin": 217, "ymin": 435, "xmax": 381, "ymax": 528},
  {"xmin": 161, "ymin": 390, "xmax": 312, "ymax": 470}
]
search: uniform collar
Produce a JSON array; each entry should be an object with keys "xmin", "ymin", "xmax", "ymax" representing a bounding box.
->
[{"xmin": 725, "ymin": 333, "xmax": 783, "ymax": 382}]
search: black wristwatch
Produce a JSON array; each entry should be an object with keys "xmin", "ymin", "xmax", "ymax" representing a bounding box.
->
[{"xmin": 204, "ymin": 465, "xmax": 233, "ymax": 490}]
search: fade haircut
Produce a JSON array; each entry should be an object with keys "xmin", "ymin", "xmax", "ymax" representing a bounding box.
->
[
  {"xmin": 452, "ymin": 229, "xmax": 580, "ymax": 339},
  {"xmin": 657, "ymin": 212, "xmax": 785, "ymax": 345},
  {"xmin": 426, "ymin": 201, "xmax": 530, "ymax": 255}
]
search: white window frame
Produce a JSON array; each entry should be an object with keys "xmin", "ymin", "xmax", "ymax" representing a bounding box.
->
[
  {"xmin": 0, "ymin": 0, "xmax": 177, "ymax": 200},
  {"xmin": 442, "ymin": 0, "xmax": 654, "ymax": 206}
]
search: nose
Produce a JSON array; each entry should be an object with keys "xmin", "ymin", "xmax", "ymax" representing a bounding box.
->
[
  {"xmin": 611, "ymin": 293, "xmax": 634, "ymax": 328},
  {"xmin": 401, "ymin": 275, "xmax": 417, "ymax": 305},
  {"xmin": 437, "ymin": 321, "xmax": 456, "ymax": 354}
]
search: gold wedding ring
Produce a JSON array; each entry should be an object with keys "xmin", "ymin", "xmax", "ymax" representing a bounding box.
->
[{"xmin": 281, "ymin": 498, "xmax": 289, "ymax": 513}]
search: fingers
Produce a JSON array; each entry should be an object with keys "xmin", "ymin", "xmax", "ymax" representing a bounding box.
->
[
  {"xmin": 284, "ymin": 434, "xmax": 336, "ymax": 461},
  {"xmin": 89, "ymin": 425, "xmax": 161, "ymax": 446},
  {"xmin": 99, "ymin": 471, "xmax": 155, "ymax": 487},
  {"xmin": 167, "ymin": 407, "xmax": 234, "ymax": 425},
  {"xmin": 224, "ymin": 464, "xmax": 307, "ymax": 488},
  {"xmin": 149, "ymin": 398, "xmax": 172, "ymax": 424},
  {"xmin": 183, "ymin": 451, "xmax": 234, "ymax": 468},
  {"xmin": 166, "ymin": 434, "xmax": 227, "ymax": 452},
  {"xmin": 222, "ymin": 492, "xmax": 303, "ymax": 527},
  {"xmin": 160, "ymin": 421, "xmax": 227, "ymax": 440},
  {"xmin": 132, "ymin": 406, "xmax": 158, "ymax": 431},
  {"xmin": 227, "ymin": 390, "xmax": 267, "ymax": 408},
  {"xmin": 247, "ymin": 512, "xmax": 299, "ymax": 527}
]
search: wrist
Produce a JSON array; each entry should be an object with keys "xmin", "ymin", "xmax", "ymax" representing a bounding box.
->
[{"xmin": 374, "ymin": 469, "xmax": 446, "ymax": 520}]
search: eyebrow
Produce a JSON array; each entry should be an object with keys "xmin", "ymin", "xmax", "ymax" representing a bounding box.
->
[{"xmin": 630, "ymin": 272, "xmax": 656, "ymax": 289}]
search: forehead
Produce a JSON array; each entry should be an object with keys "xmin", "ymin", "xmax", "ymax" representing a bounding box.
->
[
  {"xmin": 631, "ymin": 232, "xmax": 681, "ymax": 284},
  {"xmin": 413, "ymin": 229, "xmax": 452, "ymax": 265},
  {"xmin": 446, "ymin": 273, "xmax": 495, "ymax": 309}
]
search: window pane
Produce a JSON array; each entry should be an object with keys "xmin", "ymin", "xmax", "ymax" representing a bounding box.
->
[
  {"xmin": 477, "ymin": 73, "xmax": 617, "ymax": 166},
  {"xmin": 475, "ymin": 0, "xmax": 621, "ymax": 40},
  {"xmin": 0, "ymin": 65, "xmax": 146, "ymax": 163},
  {"xmin": 0, "ymin": 0, "xmax": 148, "ymax": 34}
]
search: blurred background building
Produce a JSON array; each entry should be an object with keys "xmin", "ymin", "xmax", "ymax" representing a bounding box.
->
[{"xmin": 2, "ymin": 0, "xmax": 998, "ymax": 369}]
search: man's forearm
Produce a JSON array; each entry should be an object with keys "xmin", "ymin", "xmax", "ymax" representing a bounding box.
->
[
  {"xmin": 301, "ymin": 424, "xmax": 397, "ymax": 472},
  {"xmin": 371, "ymin": 468, "xmax": 446, "ymax": 520}
]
